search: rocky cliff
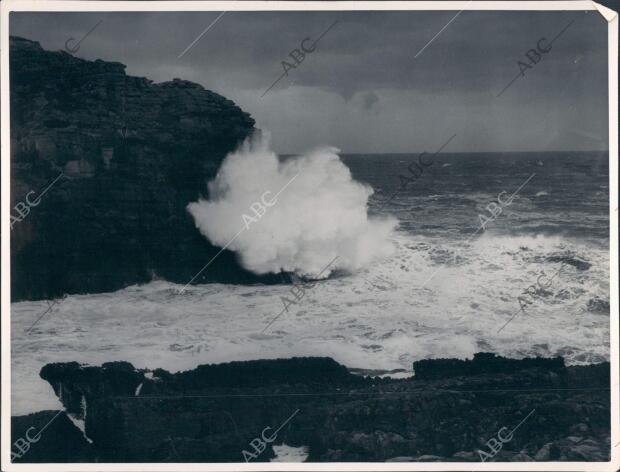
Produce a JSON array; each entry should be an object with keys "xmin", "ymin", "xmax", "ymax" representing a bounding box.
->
[
  {"xmin": 10, "ymin": 354, "xmax": 611, "ymax": 463},
  {"xmin": 10, "ymin": 36, "xmax": 278, "ymax": 300}
]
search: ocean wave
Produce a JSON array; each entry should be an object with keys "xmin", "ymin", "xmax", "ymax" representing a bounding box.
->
[{"xmin": 188, "ymin": 134, "xmax": 397, "ymax": 278}]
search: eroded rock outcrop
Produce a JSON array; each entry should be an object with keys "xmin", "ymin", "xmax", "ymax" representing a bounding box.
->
[
  {"xmin": 10, "ymin": 36, "xmax": 277, "ymax": 300},
  {"xmin": 412, "ymin": 352, "xmax": 566, "ymax": 380},
  {"xmin": 17, "ymin": 354, "xmax": 610, "ymax": 462}
]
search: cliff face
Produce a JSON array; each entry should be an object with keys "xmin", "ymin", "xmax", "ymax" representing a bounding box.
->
[
  {"xmin": 21, "ymin": 354, "xmax": 610, "ymax": 463},
  {"xmin": 10, "ymin": 36, "xmax": 274, "ymax": 300}
]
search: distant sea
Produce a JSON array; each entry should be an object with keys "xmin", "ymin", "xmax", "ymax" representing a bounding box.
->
[
  {"xmin": 346, "ymin": 151, "xmax": 609, "ymax": 240},
  {"xmin": 12, "ymin": 151, "xmax": 610, "ymax": 415}
]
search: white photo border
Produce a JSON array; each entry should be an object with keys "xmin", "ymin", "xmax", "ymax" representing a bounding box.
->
[{"xmin": 1, "ymin": 1, "xmax": 617, "ymax": 471}]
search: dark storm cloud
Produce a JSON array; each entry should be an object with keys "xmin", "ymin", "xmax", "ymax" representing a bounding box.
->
[{"xmin": 10, "ymin": 9, "xmax": 609, "ymax": 153}]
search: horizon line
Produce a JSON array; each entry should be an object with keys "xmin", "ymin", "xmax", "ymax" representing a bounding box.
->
[{"xmin": 280, "ymin": 149, "xmax": 610, "ymax": 156}]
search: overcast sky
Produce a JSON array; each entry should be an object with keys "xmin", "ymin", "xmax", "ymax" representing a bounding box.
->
[{"xmin": 11, "ymin": 9, "xmax": 609, "ymax": 154}]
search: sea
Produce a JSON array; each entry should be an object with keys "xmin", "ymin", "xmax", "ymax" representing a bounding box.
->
[{"xmin": 11, "ymin": 151, "xmax": 610, "ymax": 416}]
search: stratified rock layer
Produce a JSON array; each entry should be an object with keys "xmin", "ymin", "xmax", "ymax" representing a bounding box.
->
[
  {"xmin": 12, "ymin": 354, "xmax": 610, "ymax": 462},
  {"xmin": 10, "ymin": 36, "xmax": 275, "ymax": 300}
]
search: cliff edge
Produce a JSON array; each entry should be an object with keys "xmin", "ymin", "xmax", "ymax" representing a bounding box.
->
[{"xmin": 9, "ymin": 36, "xmax": 277, "ymax": 300}]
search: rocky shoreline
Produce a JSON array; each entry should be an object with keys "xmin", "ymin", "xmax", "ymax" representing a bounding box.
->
[
  {"xmin": 10, "ymin": 36, "xmax": 275, "ymax": 301},
  {"xmin": 11, "ymin": 353, "xmax": 610, "ymax": 463}
]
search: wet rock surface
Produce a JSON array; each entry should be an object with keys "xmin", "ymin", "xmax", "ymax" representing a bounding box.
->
[{"xmin": 11, "ymin": 353, "xmax": 610, "ymax": 463}]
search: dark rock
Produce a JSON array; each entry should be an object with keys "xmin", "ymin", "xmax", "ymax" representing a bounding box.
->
[
  {"xmin": 545, "ymin": 255, "xmax": 591, "ymax": 271},
  {"xmin": 586, "ymin": 297, "xmax": 610, "ymax": 314},
  {"xmin": 386, "ymin": 455, "xmax": 416, "ymax": 462},
  {"xmin": 452, "ymin": 451, "xmax": 476, "ymax": 460},
  {"xmin": 412, "ymin": 352, "xmax": 565, "ymax": 380},
  {"xmin": 569, "ymin": 423, "xmax": 590, "ymax": 434},
  {"xmin": 40, "ymin": 361, "xmax": 144, "ymax": 418},
  {"xmin": 17, "ymin": 353, "xmax": 611, "ymax": 462},
  {"xmin": 564, "ymin": 441, "xmax": 608, "ymax": 461},
  {"xmin": 10, "ymin": 410, "xmax": 96, "ymax": 462},
  {"xmin": 9, "ymin": 36, "xmax": 282, "ymax": 301},
  {"xmin": 534, "ymin": 442, "xmax": 555, "ymax": 461},
  {"xmin": 412, "ymin": 454, "xmax": 445, "ymax": 462},
  {"xmin": 157, "ymin": 356, "xmax": 368, "ymax": 390},
  {"xmin": 511, "ymin": 452, "xmax": 533, "ymax": 461}
]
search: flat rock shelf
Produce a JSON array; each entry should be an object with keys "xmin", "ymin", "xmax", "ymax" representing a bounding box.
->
[{"xmin": 11, "ymin": 353, "xmax": 611, "ymax": 462}]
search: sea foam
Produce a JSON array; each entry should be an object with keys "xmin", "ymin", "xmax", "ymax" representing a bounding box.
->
[{"xmin": 187, "ymin": 135, "xmax": 396, "ymax": 278}]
